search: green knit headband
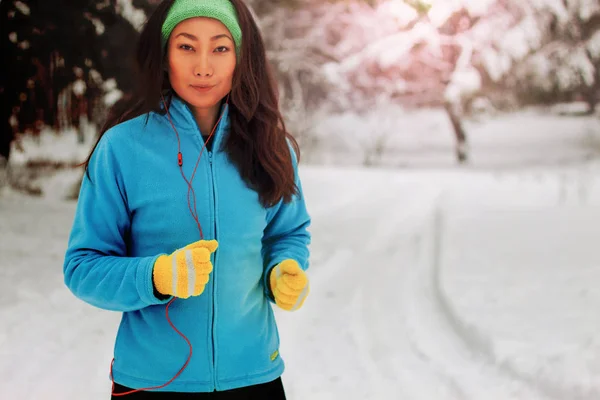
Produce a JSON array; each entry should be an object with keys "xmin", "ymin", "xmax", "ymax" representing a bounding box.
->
[{"xmin": 161, "ymin": 0, "xmax": 242, "ymax": 56}]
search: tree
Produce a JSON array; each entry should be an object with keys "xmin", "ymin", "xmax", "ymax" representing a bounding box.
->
[
  {"xmin": 503, "ymin": 0, "xmax": 600, "ymax": 113},
  {"xmin": 304, "ymin": 0, "xmax": 599, "ymax": 163},
  {"xmin": 0, "ymin": 0, "xmax": 142, "ymax": 161},
  {"xmin": 309, "ymin": 0, "xmax": 503, "ymax": 163}
]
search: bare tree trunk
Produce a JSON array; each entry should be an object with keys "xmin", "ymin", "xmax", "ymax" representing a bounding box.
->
[
  {"xmin": 584, "ymin": 89, "xmax": 597, "ymax": 115},
  {"xmin": 444, "ymin": 101, "xmax": 468, "ymax": 163}
]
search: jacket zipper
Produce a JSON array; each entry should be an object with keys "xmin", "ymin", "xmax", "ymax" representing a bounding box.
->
[{"xmin": 208, "ymin": 150, "xmax": 218, "ymax": 390}]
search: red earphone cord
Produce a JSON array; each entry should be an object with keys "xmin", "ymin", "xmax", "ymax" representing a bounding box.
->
[{"xmin": 110, "ymin": 94, "xmax": 227, "ymax": 396}]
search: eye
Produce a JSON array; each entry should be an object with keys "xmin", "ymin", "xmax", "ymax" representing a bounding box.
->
[
  {"xmin": 178, "ymin": 44, "xmax": 193, "ymax": 51},
  {"xmin": 215, "ymin": 46, "xmax": 230, "ymax": 53}
]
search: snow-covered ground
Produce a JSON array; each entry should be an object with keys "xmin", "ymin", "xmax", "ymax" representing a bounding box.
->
[
  {"xmin": 2, "ymin": 109, "xmax": 600, "ymax": 399},
  {"xmin": 279, "ymin": 164, "xmax": 600, "ymax": 400},
  {"xmin": 311, "ymin": 105, "xmax": 600, "ymax": 169}
]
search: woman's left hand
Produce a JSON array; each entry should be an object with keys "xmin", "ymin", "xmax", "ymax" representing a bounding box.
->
[{"xmin": 269, "ymin": 259, "xmax": 309, "ymax": 311}]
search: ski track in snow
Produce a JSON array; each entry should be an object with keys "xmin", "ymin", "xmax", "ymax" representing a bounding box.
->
[
  {"xmin": 404, "ymin": 204, "xmax": 547, "ymax": 400},
  {"xmin": 278, "ymin": 169, "xmax": 553, "ymax": 400}
]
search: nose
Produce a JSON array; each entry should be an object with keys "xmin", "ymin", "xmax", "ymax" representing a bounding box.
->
[
  {"xmin": 194, "ymin": 55, "xmax": 213, "ymax": 78},
  {"xmin": 195, "ymin": 68, "xmax": 212, "ymax": 77}
]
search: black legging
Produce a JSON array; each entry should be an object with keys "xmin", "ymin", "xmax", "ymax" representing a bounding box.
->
[{"xmin": 110, "ymin": 378, "xmax": 286, "ymax": 400}]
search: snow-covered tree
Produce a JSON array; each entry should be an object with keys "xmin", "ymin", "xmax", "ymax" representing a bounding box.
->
[
  {"xmin": 298, "ymin": 0, "xmax": 599, "ymax": 163},
  {"xmin": 312, "ymin": 0, "xmax": 498, "ymax": 162},
  {"xmin": 0, "ymin": 0, "xmax": 144, "ymax": 162},
  {"xmin": 246, "ymin": 0, "xmax": 348, "ymax": 150},
  {"xmin": 504, "ymin": 0, "xmax": 600, "ymax": 113}
]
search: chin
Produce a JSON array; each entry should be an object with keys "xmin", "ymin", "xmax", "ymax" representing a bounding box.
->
[{"xmin": 186, "ymin": 98, "xmax": 219, "ymax": 109}]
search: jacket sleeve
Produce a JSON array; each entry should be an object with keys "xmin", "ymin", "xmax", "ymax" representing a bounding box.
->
[
  {"xmin": 63, "ymin": 132, "xmax": 171, "ymax": 312},
  {"xmin": 261, "ymin": 148, "xmax": 312, "ymax": 301}
]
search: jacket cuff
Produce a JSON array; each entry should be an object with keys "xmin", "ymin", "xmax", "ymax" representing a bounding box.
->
[
  {"xmin": 263, "ymin": 261, "xmax": 282, "ymax": 303},
  {"xmin": 137, "ymin": 254, "xmax": 173, "ymax": 305}
]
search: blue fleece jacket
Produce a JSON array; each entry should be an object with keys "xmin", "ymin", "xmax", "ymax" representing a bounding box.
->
[{"xmin": 63, "ymin": 96, "xmax": 311, "ymax": 392}]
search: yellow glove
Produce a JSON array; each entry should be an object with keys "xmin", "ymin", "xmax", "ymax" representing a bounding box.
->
[
  {"xmin": 269, "ymin": 259, "xmax": 309, "ymax": 311},
  {"xmin": 153, "ymin": 239, "xmax": 218, "ymax": 299}
]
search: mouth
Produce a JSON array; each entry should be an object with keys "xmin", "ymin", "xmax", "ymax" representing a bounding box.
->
[{"xmin": 190, "ymin": 84, "xmax": 215, "ymax": 93}]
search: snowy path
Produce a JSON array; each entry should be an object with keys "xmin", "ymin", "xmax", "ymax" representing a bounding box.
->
[
  {"xmin": 276, "ymin": 168, "xmax": 553, "ymax": 400},
  {"xmin": 1, "ymin": 165, "xmax": 600, "ymax": 399},
  {"xmin": 276, "ymin": 171, "xmax": 461, "ymax": 400}
]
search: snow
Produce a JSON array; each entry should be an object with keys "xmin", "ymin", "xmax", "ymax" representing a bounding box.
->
[
  {"xmin": 426, "ymin": 1, "xmax": 463, "ymax": 27},
  {"xmin": 336, "ymin": 29, "xmax": 422, "ymax": 74},
  {"xmin": 417, "ymin": 0, "xmax": 495, "ymax": 26},
  {"xmin": 9, "ymin": 126, "xmax": 95, "ymax": 168},
  {"xmin": 556, "ymin": 46, "xmax": 596, "ymax": 88},
  {"xmin": 116, "ymin": 0, "xmax": 147, "ymax": 31},
  {"xmin": 586, "ymin": 30, "xmax": 600, "ymax": 59},
  {"xmin": 530, "ymin": 0, "xmax": 569, "ymax": 22},
  {"xmin": 87, "ymin": 16, "xmax": 106, "ymax": 35},
  {"xmin": 72, "ymin": 79, "xmax": 87, "ymax": 97},
  {"xmin": 500, "ymin": 16, "xmax": 543, "ymax": 61},
  {"xmin": 445, "ymin": 65, "xmax": 481, "ymax": 103},
  {"xmin": 2, "ymin": 109, "xmax": 600, "ymax": 399},
  {"xmin": 576, "ymin": 0, "xmax": 600, "ymax": 21},
  {"xmin": 377, "ymin": 1, "xmax": 418, "ymax": 26},
  {"xmin": 310, "ymin": 106, "xmax": 600, "ymax": 169},
  {"xmin": 102, "ymin": 78, "xmax": 124, "ymax": 107},
  {"xmin": 525, "ymin": 44, "xmax": 597, "ymax": 92},
  {"xmin": 480, "ymin": 47, "xmax": 513, "ymax": 82},
  {"xmin": 440, "ymin": 198, "xmax": 600, "ymax": 399},
  {"xmin": 13, "ymin": 1, "xmax": 30, "ymax": 16}
]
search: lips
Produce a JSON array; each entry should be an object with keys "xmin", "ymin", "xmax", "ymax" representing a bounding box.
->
[{"xmin": 191, "ymin": 84, "xmax": 215, "ymax": 93}]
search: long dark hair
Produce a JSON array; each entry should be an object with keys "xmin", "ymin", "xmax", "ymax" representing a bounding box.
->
[{"xmin": 84, "ymin": 0, "xmax": 300, "ymax": 207}]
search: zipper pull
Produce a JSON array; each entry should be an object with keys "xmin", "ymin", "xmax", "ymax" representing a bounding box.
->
[{"xmin": 208, "ymin": 152, "xmax": 213, "ymax": 165}]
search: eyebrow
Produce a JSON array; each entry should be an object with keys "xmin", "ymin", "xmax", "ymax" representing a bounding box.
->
[{"xmin": 175, "ymin": 32, "xmax": 233, "ymax": 42}]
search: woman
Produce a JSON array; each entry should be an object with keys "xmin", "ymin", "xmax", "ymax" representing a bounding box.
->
[{"xmin": 62, "ymin": 0, "xmax": 311, "ymax": 398}]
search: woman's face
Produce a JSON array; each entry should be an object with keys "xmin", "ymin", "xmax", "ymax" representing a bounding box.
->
[{"xmin": 166, "ymin": 17, "xmax": 237, "ymax": 111}]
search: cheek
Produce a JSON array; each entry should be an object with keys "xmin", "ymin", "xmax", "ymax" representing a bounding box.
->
[
  {"xmin": 167, "ymin": 53, "xmax": 188, "ymax": 83},
  {"xmin": 221, "ymin": 64, "xmax": 236, "ymax": 88},
  {"xmin": 167, "ymin": 58, "xmax": 179, "ymax": 78}
]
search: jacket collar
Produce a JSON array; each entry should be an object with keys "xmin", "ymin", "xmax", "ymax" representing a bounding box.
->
[{"xmin": 162, "ymin": 94, "xmax": 231, "ymax": 151}]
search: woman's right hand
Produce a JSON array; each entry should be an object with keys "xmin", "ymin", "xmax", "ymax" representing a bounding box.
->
[{"xmin": 152, "ymin": 240, "xmax": 218, "ymax": 298}]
